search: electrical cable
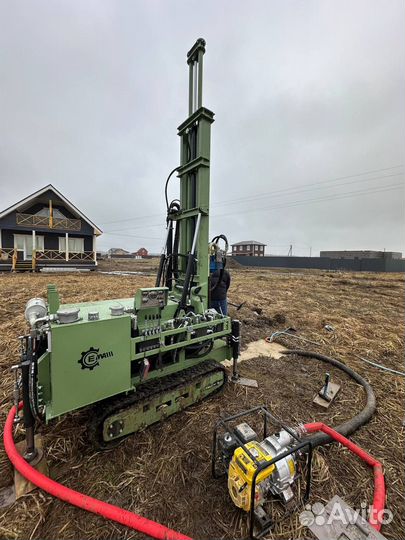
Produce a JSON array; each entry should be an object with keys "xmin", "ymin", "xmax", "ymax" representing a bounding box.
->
[
  {"xmin": 99, "ymin": 164, "xmax": 403, "ymax": 225},
  {"xmin": 103, "ymin": 232, "xmax": 162, "ymax": 240},
  {"xmin": 353, "ymin": 354, "xmax": 405, "ymax": 377},
  {"xmin": 211, "ymin": 171, "xmax": 404, "ymax": 210},
  {"xmin": 268, "ymin": 331, "xmax": 405, "ymax": 377},
  {"xmin": 212, "ymin": 183, "xmax": 403, "ymax": 220},
  {"xmin": 104, "ymin": 177, "xmax": 403, "ymax": 232},
  {"xmin": 266, "ymin": 330, "xmax": 321, "ymax": 347}
]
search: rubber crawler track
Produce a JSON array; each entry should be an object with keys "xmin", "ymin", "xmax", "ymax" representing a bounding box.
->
[{"xmin": 88, "ymin": 359, "xmax": 227, "ymax": 448}]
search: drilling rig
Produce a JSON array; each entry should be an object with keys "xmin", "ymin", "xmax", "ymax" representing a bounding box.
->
[{"xmin": 13, "ymin": 38, "xmax": 240, "ymax": 454}]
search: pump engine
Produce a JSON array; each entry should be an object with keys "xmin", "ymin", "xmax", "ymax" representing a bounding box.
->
[
  {"xmin": 212, "ymin": 406, "xmax": 313, "ymax": 538},
  {"xmin": 225, "ymin": 423, "xmax": 297, "ymax": 511}
]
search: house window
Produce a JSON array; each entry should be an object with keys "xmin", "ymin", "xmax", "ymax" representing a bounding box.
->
[
  {"xmin": 14, "ymin": 234, "xmax": 44, "ymax": 259},
  {"xmin": 36, "ymin": 207, "xmax": 67, "ymax": 219},
  {"xmin": 255, "ymin": 245, "xmax": 258, "ymax": 251},
  {"xmin": 59, "ymin": 237, "xmax": 84, "ymax": 253},
  {"xmin": 35, "ymin": 236, "xmax": 44, "ymax": 251},
  {"xmin": 14, "ymin": 235, "xmax": 26, "ymax": 251},
  {"xmin": 247, "ymin": 245, "xmax": 250, "ymax": 250}
]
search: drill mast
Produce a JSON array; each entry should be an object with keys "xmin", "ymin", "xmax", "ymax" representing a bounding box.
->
[{"xmin": 162, "ymin": 38, "xmax": 214, "ymax": 313}]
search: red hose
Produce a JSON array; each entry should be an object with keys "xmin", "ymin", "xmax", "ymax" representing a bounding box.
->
[
  {"xmin": 304, "ymin": 422, "xmax": 385, "ymax": 532},
  {"xmin": 3, "ymin": 405, "xmax": 386, "ymax": 536},
  {"xmin": 4, "ymin": 405, "xmax": 192, "ymax": 540}
]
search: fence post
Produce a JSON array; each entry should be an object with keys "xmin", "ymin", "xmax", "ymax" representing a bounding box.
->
[{"xmin": 65, "ymin": 233, "xmax": 69, "ymax": 261}]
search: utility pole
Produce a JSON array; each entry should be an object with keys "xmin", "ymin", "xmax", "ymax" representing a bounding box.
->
[{"xmin": 309, "ymin": 246, "xmax": 312, "ymax": 257}]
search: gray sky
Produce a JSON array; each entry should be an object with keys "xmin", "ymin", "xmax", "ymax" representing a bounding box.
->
[{"xmin": 1, "ymin": 0, "xmax": 404, "ymax": 255}]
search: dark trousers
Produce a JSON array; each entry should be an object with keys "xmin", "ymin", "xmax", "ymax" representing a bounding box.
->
[{"xmin": 211, "ymin": 299, "xmax": 228, "ymax": 315}]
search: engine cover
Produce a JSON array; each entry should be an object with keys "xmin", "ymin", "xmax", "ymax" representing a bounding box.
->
[
  {"xmin": 228, "ymin": 441, "xmax": 276, "ymax": 511},
  {"xmin": 227, "ymin": 426, "xmax": 297, "ymax": 512}
]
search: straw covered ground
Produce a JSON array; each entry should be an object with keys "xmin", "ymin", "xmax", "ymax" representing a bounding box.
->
[{"xmin": 0, "ymin": 266, "xmax": 403, "ymax": 539}]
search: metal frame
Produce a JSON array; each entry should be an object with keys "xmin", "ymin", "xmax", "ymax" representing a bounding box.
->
[{"xmin": 212, "ymin": 406, "xmax": 313, "ymax": 539}]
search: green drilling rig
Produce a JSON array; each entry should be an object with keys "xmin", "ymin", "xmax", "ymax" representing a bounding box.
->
[{"xmin": 13, "ymin": 38, "xmax": 240, "ymax": 454}]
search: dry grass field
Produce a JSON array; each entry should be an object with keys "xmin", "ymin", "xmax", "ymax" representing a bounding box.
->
[{"xmin": 0, "ymin": 265, "xmax": 403, "ymax": 539}]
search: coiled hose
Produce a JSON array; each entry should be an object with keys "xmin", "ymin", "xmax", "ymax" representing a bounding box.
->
[
  {"xmin": 303, "ymin": 422, "xmax": 385, "ymax": 532},
  {"xmin": 284, "ymin": 350, "xmax": 385, "ymax": 531},
  {"xmin": 4, "ymin": 404, "xmax": 192, "ymax": 540},
  {"xmin": 283, "ymin": 349, "xmax": 376, "ymax": 448}
]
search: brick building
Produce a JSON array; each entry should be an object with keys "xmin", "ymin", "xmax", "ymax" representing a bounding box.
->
[
  {"xmin": 231, "ymin": 240, "xmax": 266, "ymax": 257},
  {"xmin": 134, "ymin": 247, "xmax": 148, "ymax": 257}
]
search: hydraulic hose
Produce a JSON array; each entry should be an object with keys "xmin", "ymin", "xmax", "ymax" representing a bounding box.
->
[
  {"xmin": 283, "ymin": 349, "xmax": 376, "ymax": 448},
  {"xmin": 164, "ymin": 167, "xmax": 180, "ymax": 210},
  {"xmin": 303, "ymin": 422, "xmax": 385, "ymax": 532},
  {"xmin": 4, "ymin": 404, "xmax": 192, "ymax": 540}
]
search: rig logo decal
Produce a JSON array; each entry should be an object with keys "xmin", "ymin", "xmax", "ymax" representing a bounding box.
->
[{"xmin": 78, "ymin": 347, "xmax": 114, "ymax": 370}]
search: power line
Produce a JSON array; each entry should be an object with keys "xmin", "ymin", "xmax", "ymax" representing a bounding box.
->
[
  {"xmin": 103, "ymin": 231, "xmax": 162, "ymax": 240},
  {"xmin": 102, "ymin": 182, "xmax": 403, "ymax": 240},
  {"xmin": 97, "ymin": 164, "xmax": 403, "ymax": 226},
  {"xmin": 100, "ymin": 213, "xmax": 163, "ymax": 226},
  {"xmin": 212, "ymin": 165, "xmax": 403, "ymax": 208},
  {"xmin": 102, "ymin": 171, "xmax": 403, "ymax": 233},
  {"xmin": 211, "ymin": 172, "xmax": 403, "ymax": 209},
  {"xmin": 104, "ymin": 222, "xmax": 163, "ymax": 233},
  {"xmin": 211, "ymin": 183, "xmax": 403, "ymax": 220},
  {"xmin": 101, "ymin": 183, "xmax": 403, "ymax": 246}
]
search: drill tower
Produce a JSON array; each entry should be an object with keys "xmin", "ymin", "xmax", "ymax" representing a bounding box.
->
[{"xmin": 13, "ymin": 39, "xmax": 239, "ymax": 451}]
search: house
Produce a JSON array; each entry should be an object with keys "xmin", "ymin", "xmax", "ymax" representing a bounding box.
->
[
  {"xmin": 134, "ymin": 247, "xmax": 148, "ymax": 257},
  {"xmin": 0, "ymin": 184, "xmax": 102, "ymax": 271},
  {"xmin": 107, "ymin": 248, "xmax": 132, "ymax": 258},
  {"xmin": 231, "ymin": 240, "xmax": 266, "ymax": 257}
]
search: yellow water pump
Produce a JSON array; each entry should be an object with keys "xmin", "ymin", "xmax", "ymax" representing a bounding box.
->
[{"xmin": 219, "ymin": 421, "xmax": 297, "ymax": 512}]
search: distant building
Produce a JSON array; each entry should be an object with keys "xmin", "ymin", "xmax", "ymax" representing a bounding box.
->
[
  {"xmin": 134, "ymin": 247, "xmax": 148, "ymax": 257},
  {"xmin": 107, "ymin": 248, "xmax": 131, "ymax": 257},
  {"xmin": 320, "ymin": 250, "xmax": 402, "ymax": 260},
  {"xmin": 231, "ymin": 240, "xmax": 266, "ymax": 257},
  {"xmin": 0, "ymin": 184, "xmax": 101, "ymax": 272}
]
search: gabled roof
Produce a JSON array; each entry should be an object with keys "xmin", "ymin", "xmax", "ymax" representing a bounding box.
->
[
  {"xmin": 108, "ymin": 247, "xmax": 130, "ymax": 254},
  {"xmin": 0, "ymin": 184, "xmax": 102, "ymax": 235},
  {"xmin": 231, "ymin": 240, "xmax": 267, "ymax": 246}
]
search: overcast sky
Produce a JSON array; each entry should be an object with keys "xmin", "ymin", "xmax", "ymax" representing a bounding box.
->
[{"xmin": 1, "ymin": 0, "xmax": 404, "ymax": 255}]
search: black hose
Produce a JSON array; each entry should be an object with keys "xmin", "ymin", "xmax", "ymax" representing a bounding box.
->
[
  {"xmin": 164, "ymin": 167, "xmax": 180, "ymax": 210},
  {"xmin": 155, "ymin": 254, "xmax": 166, "ymax": 287},
  {"xmin": 185, "ymin": 340, "xmax": 214, "ymax": 358},
  {"xmin": 172, "ymin": 220, "xmax": 180, "ymax": 280},
  {"xmin": 283, "ymin": 349, "xmax": 376, "ymax": 448}
]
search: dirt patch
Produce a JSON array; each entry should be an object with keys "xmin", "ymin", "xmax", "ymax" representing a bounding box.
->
[{"xmin": 0, "ymin": 269, "xmax": 403, "ymax": 539}]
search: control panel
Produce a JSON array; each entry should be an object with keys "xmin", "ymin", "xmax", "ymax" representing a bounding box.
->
[{"xmin": 134, "ymin": 287, "xmax": 168, "ymax": 310}]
